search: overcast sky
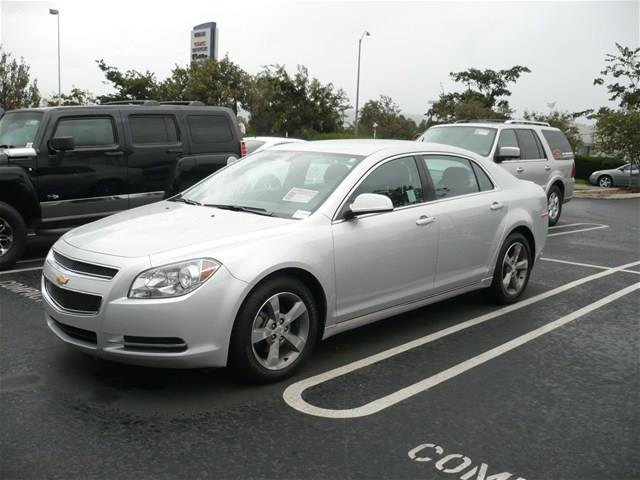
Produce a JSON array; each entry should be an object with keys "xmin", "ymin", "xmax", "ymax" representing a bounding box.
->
[{"xmin": 1, "ymin": 0, "xmax": 638, "ymax": 120}]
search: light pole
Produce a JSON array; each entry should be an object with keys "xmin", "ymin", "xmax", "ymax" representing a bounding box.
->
[
  {"xmin": 354, "ymin": 30, "xmax": 370, "ymax": 136},
  {"xmin": 49, "ymin": 8, "xmax": 61, "ymax": 105}
]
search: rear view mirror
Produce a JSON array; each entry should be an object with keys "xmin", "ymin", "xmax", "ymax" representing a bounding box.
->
[
  {"xmin": 49, "ymin": 136, "xmax": 75, "ymax": 152},
  {"xmin": 495, "ymin": 146, "xmax": 520, "ymax": 162},
  {"xmin": 345, "ymin": 193, "xmax": 394, "ymax": 219}
]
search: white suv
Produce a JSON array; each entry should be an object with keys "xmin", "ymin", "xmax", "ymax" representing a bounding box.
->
[{"xmin": 417, "ymin": 120, "xmax": 575, "ymax": 225}]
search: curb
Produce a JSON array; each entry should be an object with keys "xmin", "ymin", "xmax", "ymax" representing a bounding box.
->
[{"xmin": 574, "ymin": 191, "xmax": 640, "ymax": 199}]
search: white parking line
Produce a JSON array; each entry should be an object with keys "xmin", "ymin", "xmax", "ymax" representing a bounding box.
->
[
  {"xmin": 548, "ymin": 223, "xmax": 608, "ymax": 237},
  {"xmin": 283, "ymin": 260, "xmax": 640, "ymax": 419},
  {"xmin": 542, "ymin": 257, "xmax": 640, "ymax": 275},
  {"xmin": 0, "ymin": 266, "xmax": 43, "ymax": 276},
  {"xmin": 548, "ymin": 223, "xmax": 589, "ymax": 230}
]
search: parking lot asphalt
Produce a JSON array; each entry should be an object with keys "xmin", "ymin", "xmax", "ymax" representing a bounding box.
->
[{"xmin": 1, "ymin": 198, "xmax": 638, "ymax": 480}]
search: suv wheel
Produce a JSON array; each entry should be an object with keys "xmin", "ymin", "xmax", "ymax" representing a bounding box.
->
[
  {"xmin": 598, "ymin": 175, "xmax": 613, "ymax": 188},
  {"xmin": 0, "ymin": 202, "xmax": 27, "ymax": 270},
  {"xmin": 229, "ymin": 277, "xmax": 319, "ymax": 383},
  {"xmin": 547, "ymin": 185, "xmax": 563, "ymax": 226},
  {"xmin": 488, "ymin": 232, "xmax": 532, "ymax": 304}
]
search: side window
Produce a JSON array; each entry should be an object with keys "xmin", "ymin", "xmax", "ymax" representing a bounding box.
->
[
  {"xmin": 471, "ymin": 162, "xmax": 494, "ymax": 191},
  {"xmin": 542, "ymin": 129, "xmax": 573, "ymax": 160},
  {"xmin": 129, "ymin": 115, "xmax": 179, "ymax": 144},
  {"xmin": 353, "ymin": 157, "xmax": 424, "ymax": 208},
  {"xmin": 244, "ymin": 139, "xmax": 265, "ymax": 154},
  {"xmin": 515, "ymin": 129, "xmax": 543, "ymax": 160},
  {"xmin": 54, "ymin": 117, "xmax": 115, "ymax": 147},
  {"xmin": 187, "ymin": 115, "xmax": 233, "ymax": 144},
  {"xmin": 497, "ymin": 129, "xmax": 518, "ymax": 150},
  {"xmin": 423, "ymin": 156, "xmax": 480, "ymax": 199}
]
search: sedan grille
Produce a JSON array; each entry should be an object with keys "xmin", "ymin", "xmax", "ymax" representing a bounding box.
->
[
  {"xmin": 45, "ymin": 278, "xmax": 102, "ymax": 315},
  {"xmin": 53, "ymin": 251, "xmax": 118, "ymax": 280}
]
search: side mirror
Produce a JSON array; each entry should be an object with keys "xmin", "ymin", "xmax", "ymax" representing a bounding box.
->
[
  {"xmin": 494, "ymin": 146, "xmax": 520, "ymax": 162},
  {"xmin": 49, "ymin": 136, "xmax": 75, "ymax": 152},
  {"xmin": 227, "ymin": 156, "xmax": 240, "ymax": 165},
  {"xmin": 345, "ymin": 193, "xmax": 394, "ymax": 219}
]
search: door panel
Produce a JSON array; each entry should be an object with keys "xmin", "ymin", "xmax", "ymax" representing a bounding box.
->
[
  {"xmin": 497, "ymin": 129, "xmax": 548, "ymax": 187},
  {"xmin": 37, "ymin": 113, "xmax": 128, "ymax": 222}
]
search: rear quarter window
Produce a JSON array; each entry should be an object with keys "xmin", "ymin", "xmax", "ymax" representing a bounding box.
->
[
  {"xmin": 542, "ymin": 130, "xmax": 574, "ymax": 160},
  {"xmin": 129, "ymin": 115, "xmax": 179, "ymax": 144},
  {"xmin": 187, "ymin": 115, "xmax": 233, "ymax": 144}
]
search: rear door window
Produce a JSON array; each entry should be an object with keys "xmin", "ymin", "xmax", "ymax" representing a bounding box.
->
[
  {"xmin": 542, "ymin": 129, "xmax": 574, "ymax": 160},
  {"xmin": 515, "ymin": 129, "xmax": 543, "ymax": 160},
  {"xmin": 54, "ymin": 117, "xmax": 116, "ymax": 147},
  {"xmin": 129, "ymin": 115, "xmax": 179, "ymax": 144},
  {"xmin": 423, "ymin": 156, "xmax": 480, "ymax": 199},
  {"xmin": 187, "ymin": 115, "xmax": 233, "ymax": 144}
]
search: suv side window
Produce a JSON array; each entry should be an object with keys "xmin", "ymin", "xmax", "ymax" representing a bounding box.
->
[
  {"xmin": 515, "ymin": 129, "xmax": 543, "ymax": 160},
  {"xmin": 497, "ymin": 129, "xmax": 518, "ymax": 150},
  {"xmin": 353, "ymin": 157, "xmax": 424, "ymax": 208},
  {"xmin": 129, "ymin": 115, "xmax": 179, "ymax": 144},
  {"xmin": 423, "ymin": 156, "xmax": 480, "ymax": 199},
  {"xmin": 54, "ymin": 117, "xmax": 116, "ymax": 147},
  {"xmin": 542, "ymin": 129, "xmax": 574, "ymax": 160},
  {"xmin": 187, "ymin": 115, "xmax": 233, "ymax": 144}
]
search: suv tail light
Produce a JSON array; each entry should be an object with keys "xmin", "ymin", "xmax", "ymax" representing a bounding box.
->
[
  {"xmin": 571, "ymin": 160, "xmax": 576, "ymax": 178},
  {"xmin": 240, "ymin": 141, "xmax": 247, "ymax": 157}
]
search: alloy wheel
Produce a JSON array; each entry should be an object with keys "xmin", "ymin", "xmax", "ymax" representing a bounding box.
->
[
  {"xmin": 598, "ymin": 176, "xmax": 612, "ymax": 188},
  {"xmin": 548, "ymin": 192, "xmax": 560, "ymax": 222},
  {"xmin": 501, "ymin": 242, "xmax": 529, "ymax": 296},
  {"xmin": 251, "ymin": 292, "xmax": 310, "ymax": 371},
  {"xmin": 0, "ymin": 217, "xmax": 13, "ymax": 257}
]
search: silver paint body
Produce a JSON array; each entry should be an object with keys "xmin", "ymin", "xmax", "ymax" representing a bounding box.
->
[
  {"xmin": 589, "ymin": 163, "xmax": 640, "ymax": 187},
  {"xmin": 42, "ymin": 140, "xmax": 548, "ymax": 368}
]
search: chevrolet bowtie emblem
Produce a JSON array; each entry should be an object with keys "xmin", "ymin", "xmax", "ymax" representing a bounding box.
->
[{"xmin": 56, "ymin": 275, "xmax": 69, "ymax": 286}]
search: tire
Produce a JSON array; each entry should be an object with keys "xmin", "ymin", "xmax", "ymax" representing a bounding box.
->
[
  {"xmin": 228, "ymin": 277, "xmax": 319, "ymax": 383},
  {"xmin": 0, "ymin": 202, "xmax": 27, "ymax": 271},
  {"xmin": 547, "ymin": 185, "xmax": 563, "ymax": 227},
  {"xmin": 488, "ymin": 232, "xmax": 532, "ymax": 304},
  {"xmin": 598, "ymin": 175, "xmax": 613, "ymax": 188}
]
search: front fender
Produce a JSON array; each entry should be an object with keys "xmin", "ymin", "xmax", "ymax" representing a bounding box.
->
[{"xmin": 0, "ymin": 166, "xmax": 40, "ymax": 224}]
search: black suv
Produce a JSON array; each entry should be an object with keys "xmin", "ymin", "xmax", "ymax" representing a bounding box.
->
[{"xmin": 0, "ymin": 102, "xmax": 245, "ymax": 269}]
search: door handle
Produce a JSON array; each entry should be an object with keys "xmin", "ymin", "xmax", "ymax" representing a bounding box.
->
[
  {"xmin": 490, "ymin": 202, "xmax": 504, "ymax": 211},
  {"xmin": 104, "ymin": 151, "xmax": 124, "ymax": 157},
  {"xmin": 544, "ymin": 165, "xmax": 551, "ymax": 171},
  {"xmin": 166, "ymin": 148, "xmax": 184, "ymax": 153},
  {"xmin": 516, "ymin": 167, "xmax": 524, "ymax": 173},
  {"xmin": 416, "ymin": 215, "xmax": 436, "ymax": 226}
]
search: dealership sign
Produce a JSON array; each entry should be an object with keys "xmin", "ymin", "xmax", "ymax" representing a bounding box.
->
[{"xmin": 191, "ymin": 22, "xmax": 218, "ymax": 63}]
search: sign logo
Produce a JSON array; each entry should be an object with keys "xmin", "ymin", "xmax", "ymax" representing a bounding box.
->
[{"xmin": 56, "ymin": 275, "xmax": 69, "ymax": 286}]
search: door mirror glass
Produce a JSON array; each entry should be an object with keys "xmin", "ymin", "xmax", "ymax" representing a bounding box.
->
[
  {"xmin": 346, "ymin": 193, "xmax": 394, "ymax": 219},
  {"xmin": 495, "ymin": 146, "xmax": 520, "ymax": 162},
  {"xmin": 48, "ymin": 136, "xmax": 75, "ymax": 152}
]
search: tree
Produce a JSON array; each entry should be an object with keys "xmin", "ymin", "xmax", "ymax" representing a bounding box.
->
[
  {"xmin": 0, "ymin": 46, "xmax": 41, "ymax": 109},
  {"xmin": 426, "ymin": 66, "xmax": 531, "ymax": 123},
  {"xmin": 95, "ymin": 59, "xmax": 159, "ymax": 103},
  {"xmin": 359, "ymin": 95, "xmax": 418, "ymax": 139},
  {"xmin": 245, "ymin": 65, "xmax": 349, "ymax": 137},
  {"xmin": 46, "ymin": 87, "xmax": 96, "ymax": 106},
  {"xmin": 523, "ymin": 103, "xmax": 592, "ymax": 151},
  {"xmin": 592, "ymin": 43, "xmax": 640, "ymax": 184}
]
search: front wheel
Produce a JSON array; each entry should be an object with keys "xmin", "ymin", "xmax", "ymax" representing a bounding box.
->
[
  {"xmin": 488, "ymin": 232, "xmax": 532, "ymax": 304},
  {"xmin": 0, "ymin": 202, "xmax": 27, "ymax": 270},
  {"xmin": 229, "ymin": 277, "xmax": 319, "ymax": 383},
  {"xmin": 547, "ymin": 185, "xmax": 563, "ymax": 226},
  {"xmin": 598, "ymin": 175, "xmax": 613, "ymax": 188}
]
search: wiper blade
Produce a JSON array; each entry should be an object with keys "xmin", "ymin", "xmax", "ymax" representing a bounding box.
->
[
  {"xmin": 170, "ymin": 196, "xmax": 201, "ymax": 206},
  {"xmin": 203, "ymin": 204, "xmax": 273, "ymax": 216}
]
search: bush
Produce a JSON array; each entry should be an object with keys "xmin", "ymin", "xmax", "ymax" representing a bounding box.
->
[{"xmin": 574, "ymin": 154, "xmax": 624, "ymax": 181}]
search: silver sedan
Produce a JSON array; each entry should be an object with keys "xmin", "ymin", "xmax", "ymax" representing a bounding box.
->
[
  {"xmin": 42, "ymin": 140, "xmax": 548, "ymax": 382},
  {"xmin": 589, "ymin": 163, "xmax": 640, "ymax": 187}
]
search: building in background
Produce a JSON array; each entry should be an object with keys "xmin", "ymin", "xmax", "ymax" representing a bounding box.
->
[{"xmin": 191, "ymin": 22, "xmax": 218, "ymax": 64}]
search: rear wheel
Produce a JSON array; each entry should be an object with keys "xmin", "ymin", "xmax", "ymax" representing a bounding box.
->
[
  {"xmin": 229, "ymin": 277, "xmax": 319, "ymax": 383},
  {"xmin": 547, "ymin": 185, "xmax": 563, "ymax": 226},
  {"xmin": 0, "ymin": 202, "xmax": 27, "ymax": 270},
  {"xmin": 598, "ymin": 175, "xmax": 613, "ymax": 188},
  {"xmin": 488, "ymin": 232, "xmax": 532, "ymax": 304}
]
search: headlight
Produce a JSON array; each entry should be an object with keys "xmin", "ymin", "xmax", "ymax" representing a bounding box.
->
[{"xmin": 128, "ymin": 259, "xmax": 220, "ymax": 299}]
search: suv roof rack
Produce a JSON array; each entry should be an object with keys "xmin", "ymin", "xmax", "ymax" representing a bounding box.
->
[
  {"xmin": 504, "ymin": 119, "xmax": 551, "ymax": 127},
  {"xmin": 454, "ymin": 118, "xmax": 508, "ymax": 124},
  {"xmin": 158, "ymin": 101, "xmax": 205, "ymax": 106},
  {"xmin": 101, "ymin": 100, "xmax": 160, "ymax": 105}
]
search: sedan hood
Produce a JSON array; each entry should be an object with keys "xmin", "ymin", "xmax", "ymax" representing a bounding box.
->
[{"xmin": 63, "ymin": 201, "xmax": 294, "ymax": 258}]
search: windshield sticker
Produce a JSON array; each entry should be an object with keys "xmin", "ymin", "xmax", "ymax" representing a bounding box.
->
[
  {"xmin": 283, "ymin": 188, "xmax": 318, "ymax": 203},
  {"xmin": 473, "ymin": 129, "xmax": 490, "ymax": 136},
  {"xmin": 292, "ymin": 210, "xmax": 312, "ymax": 219}
]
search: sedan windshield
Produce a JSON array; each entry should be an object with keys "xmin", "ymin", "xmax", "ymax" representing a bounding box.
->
[
  {"xmin": 419, "ymin": 126, "xmax": 497, "ymax": 157},
  {"xmin": 0, "ymin": 111, "xmax": 43, "ymax": 148},
  {"xmin": 180, "ymin": 150, "xmax": 364, "ymax": 218}
]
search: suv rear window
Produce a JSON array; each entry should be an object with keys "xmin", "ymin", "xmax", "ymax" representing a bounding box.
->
[
  {"xmin": 129, "ymin": 115, "xmax": 179, "ymax": 144},
  {"xmin": 542, "ymin": 130, "xmax": 574, "ymax": 160},
  {"xmin": 187, "ymin": 115, "xmax": 233, "ymax": 144}
]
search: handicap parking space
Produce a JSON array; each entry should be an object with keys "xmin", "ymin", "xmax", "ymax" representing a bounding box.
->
[{"xmin": 1, "ymin": 198, "xmax": 638, "ymax": 479}]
